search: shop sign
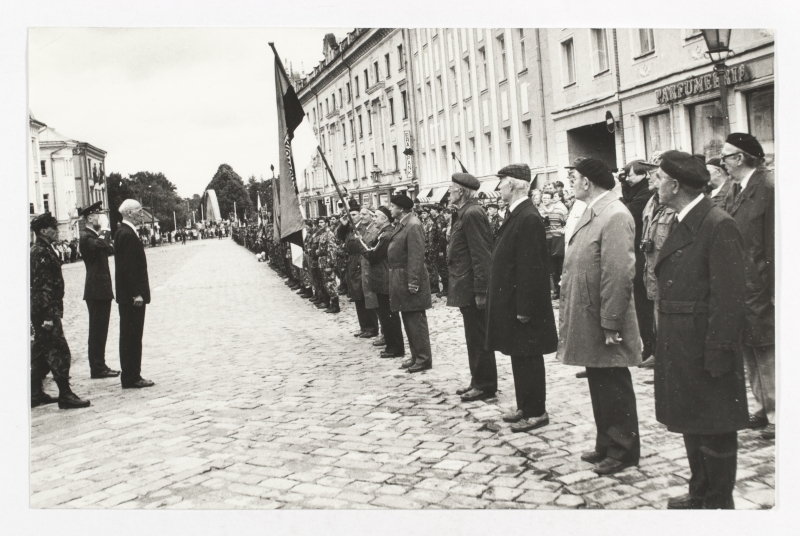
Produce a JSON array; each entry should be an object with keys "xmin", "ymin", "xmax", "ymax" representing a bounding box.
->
[
  {"xmin": 655, "ymin": 64, "xmax": 749, "ymax": 105},
  {"xmin": 404, "ymin": 131, "xmax": 413, "ymax": 179}
]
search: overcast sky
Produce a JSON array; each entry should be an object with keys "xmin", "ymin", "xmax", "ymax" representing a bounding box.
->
[{"xmin": 28, "ymin": 27, "xmax": 350, "ymax": 198}]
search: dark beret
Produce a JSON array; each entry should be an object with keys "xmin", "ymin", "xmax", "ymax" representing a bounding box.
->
[
  {"xmin": 348, "ymin": 199, "xmax": 361, "ymax": 211},
  {"xmin": 452, "ymin": 172, "xmax": 480, "ymax": 190},
  {"xmin": 565, "ymin": 157, "xmax": 587, "ymax": 170},
  {"xmin": 706, "ymin": 157, "xmax": 723, "ymax": 169},
  {"xmin": 317, "ymin": 217, "xmax": 327, "ymax": 223},
  {"xmin": 377, "ymin": 205, "xmax": 393, "ymax": 221},
  {"xmin": 78, "ymin": 201, "xmax": 103, "ymax": 218},
  {"xmin": 31, "ymin": 212, "xmax": 58, "ymax": 233},
  {"xmin": 659, "ymin": 150, "xmax": 710, "ymax": 189},
  {"xmin": 726, "ymin": 132, "xmax": 765, "ymax": 158},
  {"xmin": 390, "ymin": 194, "xmax": 414, "ymax": 210},
  {"xmin": 575, "ymin": 158, "xmax": 615, "ymax": 190},
  {"xmin": 496, "ymin": 163, "xmax": 531, "ymax": 182},
  {"xmin": 692, "ymin": 154, "xmax": 707, "ymax": 164}
]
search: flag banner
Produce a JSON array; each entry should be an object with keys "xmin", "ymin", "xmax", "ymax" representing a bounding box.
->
[
  {"xmin": 291, "ymin": 242, "xmax": 304, "ymax": 269},
  {"xmin": 272, "ymin": 172, "xmax": 281, "ymax": 243}
]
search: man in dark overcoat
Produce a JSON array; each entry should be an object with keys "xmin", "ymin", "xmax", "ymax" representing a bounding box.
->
[
  {"xmin": 720, "ymin": 133, "xmax": 775, "ymax": 440},
  {"xmin": 446, "ymin": 172, "xmax": 497, "ymax": 402},
  {"xmin": 79, "ymin": 202, "xmax": 120, "ymax": 379},
  {"xmin": 649, "ymin": 151, "xmax": 748, "ymax": 509},
  {"xmin": 486, "ymin": 164, "xmax": 558, "ymax": 432},
  {"xmin": 114, "ymin": 199, "xmax": 155, "ymax": 389},
  {"xmin": 387, "ymin": 194, "xmax": 433, "ymax": 373},
  {"xmin": 338, "ymin": 200, "xmax": 379, "ymax": 337}
]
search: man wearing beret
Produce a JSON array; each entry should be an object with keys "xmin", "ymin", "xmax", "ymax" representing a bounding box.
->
[
  {"xmin": 720, "ymin": 133, "xmax": 775, "ymax": 440},
  {"xmin": 78, "ymin": 202, "xmax": 120, "ymax": 379},
  {"xmin": 706, "ymin": 157, "xmax": 733, "ymax": 208},
  {"xmin": 649, "ymin": 150, "xmax": 748, "ymax": 509},
  {"xmin": 486, "ymin": 164, "xmax": 558, "ymax": 432},
  {"xmin": 30, "ymin": 213, "xmax": 91, "ymax": 409},
  {"xmin": 338, "ymin": 200, "xmax": 380, "ymax": 337},
  {"xmin": 559, "ymin": 158, "xmax": 642, "ymax": 474},
  {"xmin": 388, "ymin": 194, "xmax": 433, "ymax": 373},
  {"xmin": 447, "ymin": 172, "xmax": 497, "ymax": 401}
]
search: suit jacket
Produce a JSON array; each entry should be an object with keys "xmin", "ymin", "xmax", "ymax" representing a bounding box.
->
[
  {"xmin": 447, "ymin": 199, "xmax": 493, "ymax": 308},
  {"xmin": 710, "ymin": 177, "xmax": 733, "ymax": 208},
  {"xmin": 114, "ymin": 222, "xmax": 151, "ymax": 305},
  {"xmin": 557, "ymin": 193, "xmax": 642, "ymax": 367},
  {"xmin": 653, "ymin": 196, "xmax": 748, "ymax": 434},
  {"xmin": 486, "ymin": 198, "xmax": 558, "ymax": 356},
  {"xmin": 387, "ymin": 213, "xmax": 432, "ymax": 312},
  {"xmin": 362, "ymin": 223, "xmax": 393, "ymax": 295},
  {"xmin": 722, "ymin": 167, "xmax": 774, "ymax": 347},
  {"xmin": 80, "ymin": 227, "xmax": 114, "ymax": 301}
]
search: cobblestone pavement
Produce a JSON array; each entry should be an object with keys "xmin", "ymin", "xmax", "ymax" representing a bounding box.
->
[{"xmin": 30, "ymin": 239, "xmax": 775, "ymax": 509}]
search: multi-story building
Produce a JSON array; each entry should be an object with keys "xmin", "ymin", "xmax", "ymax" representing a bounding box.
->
[
  {"xmin": 296, "ymin": 29, "xmax": 416, "ymax": 216},
  {"xmin": 29, "ymin": 112, "xmax": 47, "ymax": 216},
  {"xmin": 545, "ymin": 29, "xmax": 774, "ymax": 180}
]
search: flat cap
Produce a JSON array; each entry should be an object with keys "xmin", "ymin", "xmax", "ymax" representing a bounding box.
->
[
  {"xmin": 659, "ymin": 150, "xmax": 710, "ymax": 189},
  {"xmin": 390, "ymin": 194, "xmax": 414, "ymax": 210},
  {"xmin": 575, "ymin": 158, "xmax": 615, "ymax": 190},
  {"xmin": 31, "ymin": 212, "xmax": 58, "ymax": 233},
  {"xmin": 497, "ymin": 163, "xmax": 531, "ymax": 182},
  {"xmin": 451, "ymin": 172, "xmax": 480, "ymax": 190},
  {"xmin": 726, "ymin": 132, "xmax": 765, "ymax": 158},
  {"xmin": 78, "ymin": 201, "xmax": 103, "ymax": 218}
]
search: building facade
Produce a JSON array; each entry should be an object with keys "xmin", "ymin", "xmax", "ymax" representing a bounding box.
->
[
  {"xmin": 545, "ymin": 28, "xmax": 775, "ymax": 180},
  {"xmin": 29, "ymin": 113, "xmax": 47, "ymax": 216}
]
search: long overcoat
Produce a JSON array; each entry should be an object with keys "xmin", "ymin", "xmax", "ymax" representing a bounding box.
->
[
  {"xmin": 114, "ymin": 223, "xmax": 151, "ymax": 305},
  {"xmin": 485, "ymin": 199, "xmax": 558, "ymax": 356},
  {"xmin": 80, "ymin": 227, "xmax": 114, "ymax": 301},
  {"xmin": 338, "ymin": 221, "xmax": 368, "ymax": 301},
  {"xmin": 654, "ymin": 196, "xmax": 749, "ymax": 434},
  {"xmin": 557, "ymin": 193, "xmax": 642, "ymax": 367},
  {"xmin": 446, "ymin": 199, "xmax": 493, "ymax": 308},
  {"xmin": 362, "ymin": 223, "xmax": 393, "ymax": 295},
  {"xmin": 722, "ymin": 167, "xmax": 774, "ymax": 347},
  {"xmin": 387, "ymin": 213, "xmax": 432, "ymax": 313},
  {"xmin": 360, "ymin": 223, "xmax": 381, "ymax": 309}
]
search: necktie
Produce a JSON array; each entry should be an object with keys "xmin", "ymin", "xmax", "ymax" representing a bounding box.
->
[{"xmin": 733, "ymin": 182, "xmax": 742, "ymax": 201}]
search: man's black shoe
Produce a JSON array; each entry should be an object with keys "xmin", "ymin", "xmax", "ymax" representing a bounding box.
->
[
  {"xmin": 460, "ymin": 389, "xmax": 495, "ymax": 402},
  {"xmin": 372, "ymin": 336, "xmax": 386, "ymax": 346},
  {"xmin": 399, "ymin": 359, "xmax": 414, "ymax": 369},
  {"xmin": 748, "ymin": 414, "xmax": 768, "ymax": 429},
  {"xmin": 667, "ymin": 494, "xmax": 702, "ymax": 509},
  {"xmin": 353, "ymin": 331, "xmax": 365, "ymax": 337},
  {"xmin": 592, "ymin": 458, "xmax": 637, "ymax": 475},
  {"xmin": 501, "ymin": 409, "xmax": 524, "ymax": 423},
  {"xmin": 58, "ymin": 392, "xmax": 91, "ymax": 409},
  {"xmin": 358, "ymin": 331, "xmax": 378, "ymax": 339},
  {"xmin": 31, "ymin": 391, "xmax": 58, "ymax": 408},
  {"xmin": 122, "ymin": 379, "xmax": 155, "ymax": 389},
  {"xmin": 337, "ymin": 289, "xmax": 348, "ymax": 296},
  {"xmin": 315, "ymin": 302, "xmax": 329, "ymax": 309},
  {"xmin": 91, "ymin": 369, "xmax": 120, "ymax": 379},
  {"xmin": 580, "ymin": 450, "xmax": 606, "ymax": 464},
  {"xmin": 407, "ymin": 363, "xmax": 432, "ymax": 373},
  {"xmin": 456, "ymin": 386, "xmax": 472, "ymax": 396},
  {"xmin": 325, "ymin": 305, "xmax": 340, "ymax": 314},
  {"xmin": 380, "ymin": 351, "xmax": 403, "ymax": 358},
  {"xmin": 760, "ymin": 423, "xmax": 775, "ymax": 440},
  {"xmin": 576, "ymin": 370, "xmax": 588, "ymax": 379}
]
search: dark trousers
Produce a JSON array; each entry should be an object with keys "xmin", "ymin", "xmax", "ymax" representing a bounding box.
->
[
  {"xmin": 586, "ymin": 367, "xmax": 640, "ymax": 462},
  {"xmin": 633, "ymin": 267, "xmax": 655, "ymax": 358},
  {"xmin": 550, "ymin": 255, "xmax": 564, "ymax": 297},
  {"xmin": 118, "ymin": 303, "xmax": 146, "ymax": 386},
  {"xmin": 355, "ymin": 298, "xmax": 378, "ymax": 334},
  {"xmin": 684, "ymin": 432, "xmax": 738, "ymax": 509},
  {"xmin": 376, "ymin": 293, "xmax": 404, "ymax": 355},
  {"xmin": 86, "ymin": 299, "xmax": 112, "ymax": 374},
  {"xmin": 510, "ymin": 354, "xmax": 546, "ymax": 417},
  {"xmin": 401, "ymin": 310, "xmax": 432, "ymax": 367},
  {"xmin": 460, "ymin": 302, "xmax": 497, "ymax": 393},
  {"xmin": 31, "ymin": 318, "xmax": 71, "ymax": 383}
]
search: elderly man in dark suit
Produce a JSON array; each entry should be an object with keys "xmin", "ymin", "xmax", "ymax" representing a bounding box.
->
[
  {"xmin": 388, "ymin": 194, "xmax": 433, "ymax": 373},
  {"xmin": 720, "ymin": 133, "xmax": 775, "ymax": 441},
  {"xmin": 486, "ymin": 164, "xmax": 558, "ymax": 432},
  {"xmin": 338, "ymin": 200, "xmax": 379, "ymax": 337},
  {"xmin": 114, "ymin": 199, "xmax": 154, "ymax": 389},
  {"xmin": 79, "ymin": 201, "xmax": 120, "ymax": 379},
  {"xmin": 648, "ymin": 151, "xmax": 748, "ymax": 509},
  {"xmin": 447, "ymin": 172, "xmax": 497, "ymax": 402},
  {"xmin": 559, "ymin": 158, "xmax": 642, "ymax": 475}
]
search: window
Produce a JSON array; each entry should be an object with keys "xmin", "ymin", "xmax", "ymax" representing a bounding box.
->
[
  {"xmin": 450, "ymin": 66, "xmax": 458, "ymax": 103},
  {"xmin": 523, "ymin": 120, "xmax": 533, "ymax": 162},
  {"xmin": 397, "ymin": 44, "xmax": 405, "ymax": 70},
  {"xmin": 353, "ymin": 159, "xmax": 357, "ymax": 181},
  {"xmin": 389, "ymin": 98, "xmax": 395, "ymax": 125},
  {"xmin": 469, "ymin": 137, "xmax": 476, "ymax": 170},
  {"xmin": 393, "ymin": 145, "xmax": 399, "ymax": 170},
  {"xmin": 401, "ymin": 90, "xmax": 408, "ymax": 119},
  {"xmin": 361, "ymin": 156, "xmax": 366, "ymax": 178},
  {"xmin": 345, "ymin": 161, "xmax": 350, "ymax": 181},
  {"xmin": 349, "ymin": 119, "xmax": 355, "ymax": 141},
  {"xmin": 40, "ymin": 160, "xmax": 46, "ymax": 176},
  {"xmin": 642, "ymin": 112, "xmax": 671, "ymax": 160},
  {"xmin": 686, "ymin": 29, "xmax": 703, "ymax": 40},
  {"xmin": 478, "ymin": 47, "xmax": 488, "ymax": 90},
  {"xmin": 346, "ymin": 82, "xmax": 351, "ymax": 102},
  {"xmin": 325, "ymin": 98, "xmax": 329, "ymax": 114},
  {"xmin": 561, "ymin": 38, "xmax": 576, "ymax": 86},
  {"xmin": 338, "ymin": 89, "xmax": 343, "ymax": 108},
  {"xmin": 504, "ymin": 127, "xmax": 512, "ymax": 165},
  {"xmin": 371, "ymin": 152, "xmax": 376, "ymax": 168},
  {"xmin": 591, "ymin": 29, "xmax": 609, "ymax": 74},
  {"xmin": 385, "ymin": 53, "xmax": 391, "ymax": 78},
  {"xmin": 518, "ymin": 29, "xmax": 527, "ymax": 71},
  {"xmin": 485, "ymin": 132, "xmax": 493, "ymax": 170},
  {"xmin": 354, "ymin": 76, "xmax": 360, "ymax": 97},
  {"xmin": 426, "ymin": 81, "xmax": 433, "ymax": 115},
  {"xmin": 321, "ymin": 133, "xmax": 326, "ymax": 152},
  {"xmin": 318, "ymin": 103, "xmax": 323, "ymax": 119},
  {"xmin": 368, "ymin": 110, "xmax": 373, "ymax": 134},
  {"xmin": 358, "ymin": 115, "xmax": 364, "ymax": 138},
  {"xmin": 437, "ymin": 76, "xmax": 444, "ymax": 111},
  {"xmin": 463, "ymin": 56, "xmax": 472, "ymax": 98},
  {"xmin": 311, "ymin": 108, "xmax": 316, "ymax": 124},
  {"xmin": 364, "ymin": 69, "xmax": 369, "ymax": 89},
  {"xmin": 689, "ymin": 100, "xmax": 725, "ymax": 159},
  {"xmin": 638, "ymin": 29, "xmax": 655, "ymax": 56},
  {"xmin": 343, "ymin": 121, "xmax": 347, "ymax": 145},
  {"xmin": 440, "ymin": 145, "xmax": 448, "ymax": 178},
  {"xmin": 374, "ymin": 61, "xmax": 380, "ymax": 82},
  {"xmin": 747, "ymin": 86, "xmax": 775, "ymax": 160},
  {"xmin": 43, "ymin": 194, "xmax": 49, "ymax": 213},
  {"xmin": 497, "ymin": 34, "xmax": 507, "ymax": 80}
]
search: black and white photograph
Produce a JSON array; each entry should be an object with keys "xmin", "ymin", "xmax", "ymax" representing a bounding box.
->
[{"xmin": 3, "ymin": 1, "xmax": 796, "ymax": 534}]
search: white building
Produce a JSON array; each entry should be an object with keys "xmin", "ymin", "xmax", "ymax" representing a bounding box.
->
[{"xmin": 29, "ymin": 112, "xmax": 47, "ymax": 216}]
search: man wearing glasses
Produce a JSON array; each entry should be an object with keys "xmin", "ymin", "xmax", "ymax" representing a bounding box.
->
[{"xmin": 719, "ymin": 133, "xmax": 775, "ymax": 441}]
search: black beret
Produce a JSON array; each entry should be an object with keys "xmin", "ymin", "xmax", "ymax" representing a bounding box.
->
[
  {"xmin": 452, "ymin": 172, "xmax": 480, "ymax": 190},
  {"xmin": 574, "ymin": 158, "xmax": 615, "ymax": 190},
  {"xmin": 726, "ymin": 132, "xmax": 765, "ymax": 158},
  {"xmin": 496, "ymin": 163, "xmax": 531, "ymax": 182},
  {"xmin": 78, "ymin": 201, "xmax": 103, "ymax": 218},
  {"xmin": 390, "ymin": 194, "xmax": 414, "ymax": 210},
  {"xmin": 706, "ymin": 157, "xmax": 723, "ymax": 169},
  {"xmin": 565, "ymin": 157, "xmax": 587, "ymax": 170},
  {"xmin": 692, "ymin": 154, "xmax": 707, "ymax": 164},
  {"xmin": 348, "ymin": 199, "xmax": 361, "ymax": 211},
  {"xmin": 31, "ymin": 212, "xmax": 58, "ymax": 233},
  {"xmin": 659, "ymin": 150, "xmax": 710, "ymax": 189},
  {"xmin": 377, "ymin": 205, "xmax": 393, "ymax": 221}
]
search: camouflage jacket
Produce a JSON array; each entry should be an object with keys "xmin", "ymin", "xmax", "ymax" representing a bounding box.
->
[
  {"xmin": 30, "ymin": 238, "xmax": 64, "ymax": 321},
  {"xmin": 422, "ymin": 218, "xmax": 437, "ymax": 252}
]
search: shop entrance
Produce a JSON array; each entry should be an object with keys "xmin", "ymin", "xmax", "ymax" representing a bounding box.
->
[{"xmin": 566, "ymin": 122, "xmax": 617, "ymax": 170}]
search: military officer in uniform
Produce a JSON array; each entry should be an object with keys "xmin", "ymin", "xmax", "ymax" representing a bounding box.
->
[
  {"xmin": 78, "ymin": 202, "xmax": 120, "ymax": 379},
  {"xmin": 420, "ymin": 208, "xmax": 441, "ymax": 295},
  {"xmin": 430, "ymin": 206, "xmax": 449, "ymax": 298},
  {"xmin": 317, "ymin": 217, "xmax": 340, "ymax": 313},
  {"xmin": 30, "ymin": 213, "xmax": 91, "ymax": 409}
]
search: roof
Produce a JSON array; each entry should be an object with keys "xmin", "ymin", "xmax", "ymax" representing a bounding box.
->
[{"xmin": 39, "ymin": 127, "xmax": 76, "ymax": 144}]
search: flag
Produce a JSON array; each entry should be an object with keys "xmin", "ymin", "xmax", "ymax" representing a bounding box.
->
[
  {"xmin": 271, "ymin": 43, "xmax": 316, "ymax": 247},
  {"xmin": 257, "ymin": 193, "xmax": 262, "ymax": 226}
]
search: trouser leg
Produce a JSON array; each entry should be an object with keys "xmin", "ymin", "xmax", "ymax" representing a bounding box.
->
[
  {"xmin": 634, "ymin": 276, "xmax": 656, "ymax": 358},
  {"xmin": 86, "ymin": 299, "xmax": 112, "ymax": 374},
  {"xmin": 698, "ymin": 432, "xmax": 738, "ymax": 509},
  {"xmin": 551, "ymin": 256, "xmax": 564, "ymax": 297},
  {"xmin": 436, "ymin": 250, "xmax": 448, "ymax": 292},
  {"xmin": 119, "ymin": 303, "xmax": 146, "ymax": 386},
  {"xmin": 509, "ymin": 354, "xmax": 546, "ymax": 417},
  {"xmin": 401, "ymin": 311, "xmax": 431, "ymax": 367},
  {"xmin": 742, "ymin": 344, "xmax": 775, "ymax": 424},
  {"xmin": 585, "ymin": 367, "xmax": 640, "ymax": 463},
  {"xmin": 426, "ymin": 253, "xmax": 440, "ymax": 291},
  {"xmin": 31, "ymin": 318, "xmax": 72, "ymax": 383},
  {"xmin": 377, "ymin": 295, "xmax": 405, "ymax": 355},
  {"xmin": 355, "ymin": 299, "xmax": 378, "ymax": 333},
  {"xmin": 460, "ymin": 302, "xmax": 497, "ymax": 393},
  {"xmin": 683, "ymin": 434, "xmax": 708, "ymax": 503}
]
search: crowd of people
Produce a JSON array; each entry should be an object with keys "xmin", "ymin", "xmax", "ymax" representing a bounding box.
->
[{"xmin": 241, "ymin": 132, "xmax": 774, "ymax": 510}]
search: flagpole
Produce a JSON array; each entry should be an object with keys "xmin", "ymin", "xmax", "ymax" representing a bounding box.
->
[
  {"xmin": 451, "ymin": 151, "xmax": 468, "ymax": 173},
  {"xmin": 173, "ymin": 211, "xmax": 176, "ymax": 231},
  {"xmin": 317, "ymin": 147, "xmax": 371, "ymax": 250}
]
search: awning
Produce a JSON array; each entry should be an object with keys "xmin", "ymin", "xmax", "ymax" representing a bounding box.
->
[
  {"xmin": 477, "ymin": 178, "xmax": 500, "ymax": 196},
  {"xmin": 429, "ymin": 186, "xmax": 449, "ymax": 204}
]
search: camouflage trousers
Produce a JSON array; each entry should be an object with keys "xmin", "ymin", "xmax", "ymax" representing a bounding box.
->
[
  {"xmin": 335, "ymin": 256, "xmax": 348, "ymax": 292},
  {"xmin": 312, "ymin": 266, "xmax": 328, "ymax": 301},
  {"xmin": 436, "ymin": 248, "xmax": 448, "ymax": 292},
  {"xmin": 425, "ymin": 249, "xmax": 440, "ymax": 291},
  {"xmin": 31, "ymin": 318, "xmax": 71, "ymax": 382},
  {"xmin": 319, "ymin": 260, "xmax": 339, "ymax": 307}
]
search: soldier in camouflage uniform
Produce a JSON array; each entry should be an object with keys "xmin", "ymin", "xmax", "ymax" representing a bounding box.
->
[
  {"xmin": 420, "ymin": 208, "xmax": 441, "ymax": 294},
  {"xmin": 298, "ymin": 220, "xmax": 314, "ymax": 298},
  {"xmin": 486, "ymin": 202, "xmax": 504, "ymax": 243},
  {"xmin": 310, "ymin": 219, "xmax": 329, "ymax": 307},
  {"xmin": 332, "ymin": 209, "xmax": 348, "ymax": 296},
  {"xmin": 431, "ymin": 206, "xmax": 449, "ymax": 298},
  {"xmin": 29, "ymin": 213, "xmax": 90, "ymax": 409},
  {"xmin": 316, "ymin": 217, "xmax": 340, "ymax": 313}
]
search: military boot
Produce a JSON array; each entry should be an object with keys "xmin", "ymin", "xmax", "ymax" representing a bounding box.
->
[
  {"xmin": 315, "ymin": 299, "xmax": 329, "ymax": 309},
  {"xmin": 55, "ymin": 378, "xmax": 90, "ymax": 410},
  {"xmin": 31, "ymin": 379, "xmax": 58, "ymax": 408},
  {"xmin": 325, "ymin": 299, "xmax": 340, "ymax": 314},
  {"xmin": 299, "ymin": 287, "xmax": 314, "ymax": 298}
]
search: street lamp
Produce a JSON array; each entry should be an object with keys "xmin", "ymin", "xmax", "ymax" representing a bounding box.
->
[{"xmin": 701, "ymin": 29, "xmax": 733, "ymax": 134}]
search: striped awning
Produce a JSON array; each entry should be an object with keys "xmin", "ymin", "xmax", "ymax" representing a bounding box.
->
[
  {"xmin": 429, "ymin": 186, "xmax": 449, "ymax": 204},
  {"xmin": 477, "ymin": 178, "xmax": 500, "ymax": 198}
]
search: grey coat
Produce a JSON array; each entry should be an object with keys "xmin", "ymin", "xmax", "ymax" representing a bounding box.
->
[{"xmin": 387, "ymin": 213, "xmax": 432, "ymax": 313}]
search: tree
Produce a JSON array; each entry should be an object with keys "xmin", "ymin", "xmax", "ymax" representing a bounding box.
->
[
  {"xmin": 205, "ymin": 164, "xmax": 253, "ymax": 222},
  {"xmin": 247, "ymin": 175, "xmax": 274, "ymax": 217},
  {"xmin": 107, "ymin": 171, "xmax": 192, "ymax": 233}
]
